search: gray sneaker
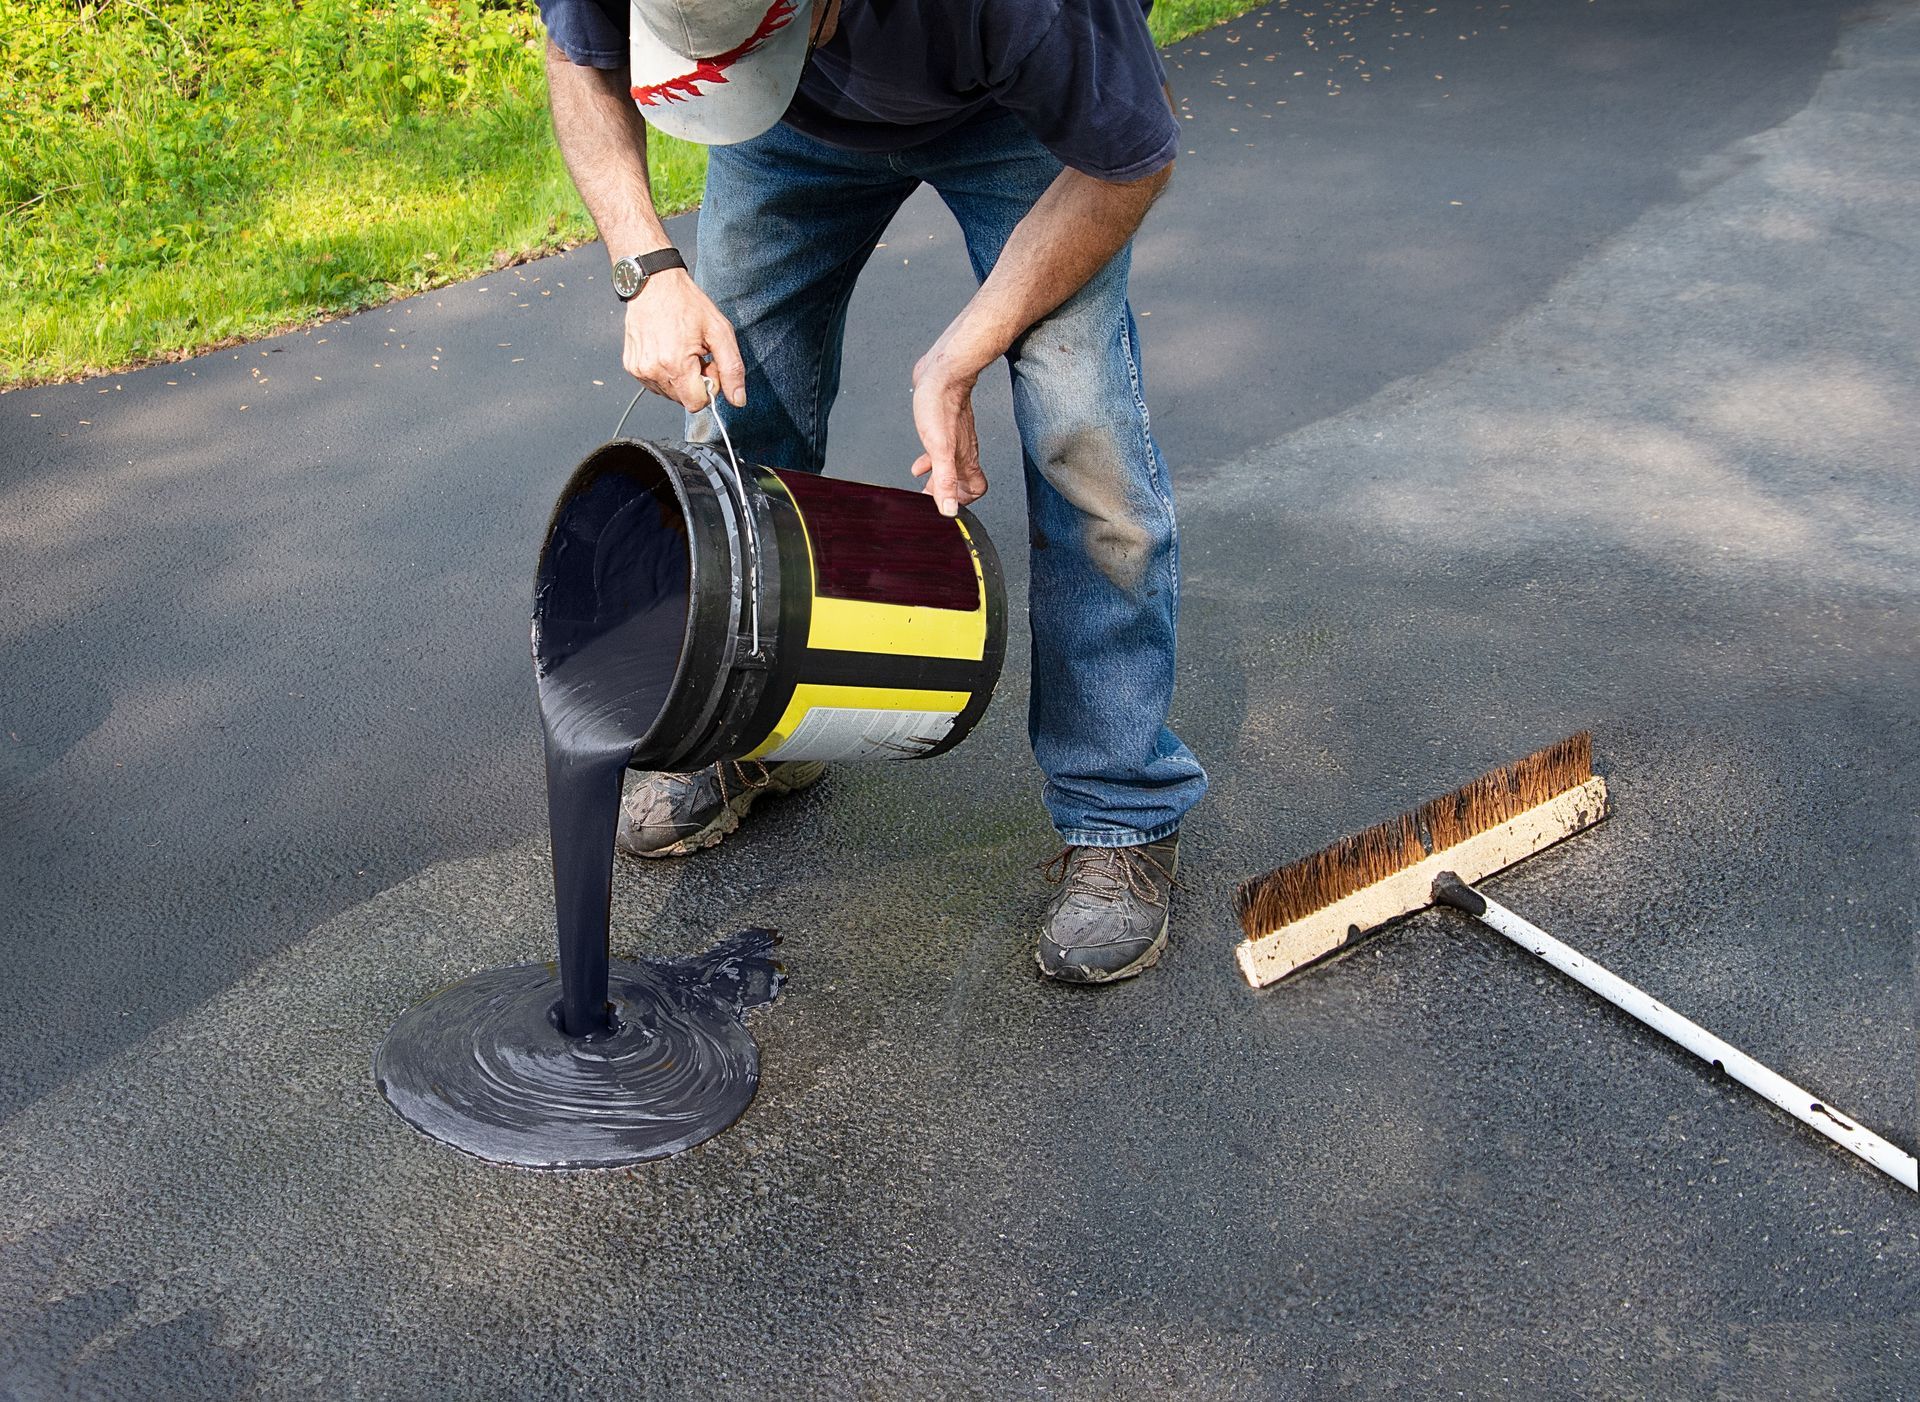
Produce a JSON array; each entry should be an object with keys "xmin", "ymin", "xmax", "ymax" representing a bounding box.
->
[
  {"xmin": 616, "ymin": 759, "xmax": 827, "ymax": 858},
  {"xmin": 1036, "ymin": 834, "xmax": 1180, "ymax": 983}
]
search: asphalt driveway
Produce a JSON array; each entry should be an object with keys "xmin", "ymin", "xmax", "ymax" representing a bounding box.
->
[{"xmin": 2, "ymin": 1, "xmax": 1914, "ymax": 1396}]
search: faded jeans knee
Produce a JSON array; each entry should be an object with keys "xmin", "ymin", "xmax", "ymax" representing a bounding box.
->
[{"xmin": 1011, "ymin": 318, "xmax": 1177, "ymax": 601}]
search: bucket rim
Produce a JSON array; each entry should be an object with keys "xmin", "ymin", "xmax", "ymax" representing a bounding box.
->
[{"xmin": 533, "ymin": 438, "xmax": 719, "ymax": 767}]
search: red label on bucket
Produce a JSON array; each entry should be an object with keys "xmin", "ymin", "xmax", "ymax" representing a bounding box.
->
[{"xmin": 775, "ymin": 470, "xmax": 981, "ymax": 613}]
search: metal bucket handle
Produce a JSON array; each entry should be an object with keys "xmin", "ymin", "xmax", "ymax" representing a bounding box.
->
[
  {"xmin": 611, "ymin": 381, "xmax": 766, "ymax": 663},
  {"xmin": 695, "ymin": 377, "xmax": 765, "ymax": 662}
]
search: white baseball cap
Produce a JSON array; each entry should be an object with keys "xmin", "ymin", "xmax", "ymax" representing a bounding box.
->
[{"xmin": 629, "ymin": 0, "xmax": 813, "ymax": 145}]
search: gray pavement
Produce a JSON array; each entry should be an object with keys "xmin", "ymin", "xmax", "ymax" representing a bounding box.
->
[{"xmin": 3, "ymin": 0, "xmax": 1916, "ymax": 1396}]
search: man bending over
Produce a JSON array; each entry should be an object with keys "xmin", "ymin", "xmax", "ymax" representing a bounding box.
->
[{"xmin": 537, "ymin": 0, "xmax": 1207, "ymax": 981}]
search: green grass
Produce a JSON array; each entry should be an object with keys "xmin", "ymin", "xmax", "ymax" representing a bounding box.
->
[
  {"xmin": 1153, "ymin": 0, "xmax": 1273, "ymax": 44},
  {"xmin": 3, "ymin": 0, "xmax": 1252, "ymax": 387}
]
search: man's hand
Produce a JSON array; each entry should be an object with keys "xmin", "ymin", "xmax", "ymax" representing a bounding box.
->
[
  {"xmin": 623, "ymin": 271, "xmax": 747, "ymax": 412},
  {"xmin": 909, "ymin": 347, "xmax": 989, "ymax": 517}
]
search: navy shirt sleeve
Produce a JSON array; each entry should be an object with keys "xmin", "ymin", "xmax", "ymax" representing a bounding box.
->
[
  {"xmin": 986, "ymin": 0, "xmax": 1178, "ymax": 181},
  {"xmin": 538, "ymin": 0, "xmax": 629, "ymax": 69}
]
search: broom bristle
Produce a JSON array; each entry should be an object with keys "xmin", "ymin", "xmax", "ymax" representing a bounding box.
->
[
  {"xmin": 1234, "ymin": 732, "xmax": 1594, "ymax": 938},
  {"xmin": 1231, "ymin": 810, "xmax": 1420, "ymax": 936}
]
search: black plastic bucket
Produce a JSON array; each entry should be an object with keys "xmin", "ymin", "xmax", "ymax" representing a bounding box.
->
[{"xmin": 533, "ymin": 438, "xmax": 1006, "ymax": 771}]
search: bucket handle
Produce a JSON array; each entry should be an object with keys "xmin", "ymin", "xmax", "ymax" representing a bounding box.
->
[
  {"xmin": 698, "ymin": 374, "xmax": 764, "ymax": 656},
  {"xmin": 609, "ymin": 380, "xmax": 766, "ymax": 662},
  {"xmin": 700, "ymin": 377, "xmax": 765, "ymax": 662}
]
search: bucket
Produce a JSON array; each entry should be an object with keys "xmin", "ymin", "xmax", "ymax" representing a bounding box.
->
[{"xmin": 533, "ymin": 438, "xmax": 1006, "ymax": 772}]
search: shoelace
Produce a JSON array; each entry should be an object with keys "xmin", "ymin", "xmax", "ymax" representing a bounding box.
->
[
  {"xmin": 1039, "ymin": 844, "xmax": 1175, "ymax": 905},
  {"xmin": 659, "ymin": 759, "xmax": 773, "ymax": 805}
]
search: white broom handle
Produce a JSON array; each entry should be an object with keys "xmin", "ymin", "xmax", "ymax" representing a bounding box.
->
[{"xmin": 1446, "ymin": 880, "xmax": 1917, "ymax": 1192}]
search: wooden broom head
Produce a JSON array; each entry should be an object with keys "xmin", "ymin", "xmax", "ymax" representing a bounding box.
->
[{"xmin": 1234, "ymin": 732, "xmax": 1594, "ymax": 940}]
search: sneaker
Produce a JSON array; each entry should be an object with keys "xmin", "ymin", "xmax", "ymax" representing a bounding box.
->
[
  {"xmin": 1036, "ymin": 834, "xmax": 1179, "ymax": 984},
  {"xmin": 616, "ymin": 759, "xmax": 827, "ymax": 858}
]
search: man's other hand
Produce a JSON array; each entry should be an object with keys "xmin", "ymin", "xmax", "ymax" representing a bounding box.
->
[
  {"xmin": 623, "ymin": 271, "xmax": 748, "ymax": 412},
  {"xmin": 909, "ymin": 350, "xmax": 990, "ymax": 517}
]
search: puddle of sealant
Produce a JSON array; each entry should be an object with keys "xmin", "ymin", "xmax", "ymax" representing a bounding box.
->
[
  {"xmin": 373, "ymin": 931, "xmax": 784, "ymax": 1170},
  {"xmin": 376, "ymin": 459, "xmax": 784, "ymax": 1169}
]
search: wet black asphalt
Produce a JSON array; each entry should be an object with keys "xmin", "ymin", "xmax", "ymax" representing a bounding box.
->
[{"xmin": 2, "ymin": 0, "xmax": 1915, "ymax": 1396}]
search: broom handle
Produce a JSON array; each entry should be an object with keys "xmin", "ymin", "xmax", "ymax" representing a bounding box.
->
[{"xmin": 1435, "ymin": 875, "xmax": 1918, "ymax": 1192}]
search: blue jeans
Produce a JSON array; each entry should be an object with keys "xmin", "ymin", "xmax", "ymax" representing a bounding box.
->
[{"xmin": 692, "ymin": 115, "xmax": 1207, "ymax": 847}]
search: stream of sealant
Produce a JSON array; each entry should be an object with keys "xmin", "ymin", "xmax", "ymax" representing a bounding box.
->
[{"xmin": 535, "ymin": 601, "xmax": 684, "ymax": 1037}]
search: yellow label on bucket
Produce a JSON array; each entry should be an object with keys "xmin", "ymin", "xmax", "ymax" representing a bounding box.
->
[
  {"xmin": 747, "ymin": 683, "xmax": 971, "ymax": 763},
  {"xmin": 808, "ymin": 596, "xmax": 986, "ymax": 661}
]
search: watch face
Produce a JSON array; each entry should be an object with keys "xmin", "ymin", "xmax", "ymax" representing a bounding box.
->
[{"xmin": 611, "ymin": 258, "xmax": 643, "ymax": 300}]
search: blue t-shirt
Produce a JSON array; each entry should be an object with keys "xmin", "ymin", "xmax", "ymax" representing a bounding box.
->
[{"xmin": 539, "ymin": 0, "xmax": 1177, "ymax": 182}]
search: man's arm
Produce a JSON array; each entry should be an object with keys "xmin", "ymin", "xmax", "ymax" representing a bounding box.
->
[
  {"xmin": 909, "ymin": 161, "xmax": 1173, "ymax": 516},
  {"xmin": 544, "ymin": 42, "xmax": 746, "ymax": 410}
]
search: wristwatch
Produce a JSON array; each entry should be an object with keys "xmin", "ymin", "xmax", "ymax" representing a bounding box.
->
[{"xmin": 610, "ymin": 248, "xmax": 687, "ymax": 301}]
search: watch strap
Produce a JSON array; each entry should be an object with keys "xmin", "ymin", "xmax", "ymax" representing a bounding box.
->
[{"xmin": 634, "ymin": 247, "xmax": 686, "ymax": 278}]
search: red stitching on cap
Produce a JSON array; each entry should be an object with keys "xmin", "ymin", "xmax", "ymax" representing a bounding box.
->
[{"xmin": 631, "ymin": 0, "xmax": 800, "ymax": 107}]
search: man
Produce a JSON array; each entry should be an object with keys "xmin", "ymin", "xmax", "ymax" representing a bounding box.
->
[{"xmin": 537, "ymin": 0, "xmax": 1207, "ymax": 981}]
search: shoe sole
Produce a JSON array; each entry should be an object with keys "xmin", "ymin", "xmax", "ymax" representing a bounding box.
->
[
  {"xmin": 626, "ymin": 762, "xmax": 827, "ymax": 859},
  {"xmin": 1034, "ymin": 907, "xmax": 1170, "ymax": 984}
]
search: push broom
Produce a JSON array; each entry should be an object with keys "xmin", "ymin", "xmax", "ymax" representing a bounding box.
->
[{"xmin": 1233, "ymin": 734, "xmax": 1918, "ymax": 1192}]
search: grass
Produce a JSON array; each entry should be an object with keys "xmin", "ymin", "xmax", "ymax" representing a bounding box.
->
[
  {"xmin": 1154, "ymin": 0, "xmax": 1275, "ymax": 42},
  {"xmin": 3, "ymin": 0, "xmax": 1254, "ymax": 387}
]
